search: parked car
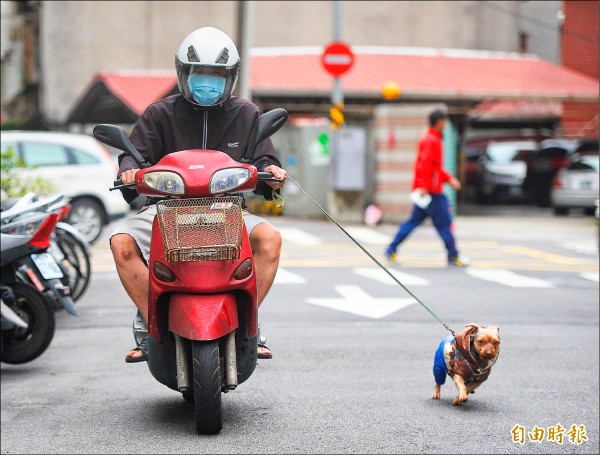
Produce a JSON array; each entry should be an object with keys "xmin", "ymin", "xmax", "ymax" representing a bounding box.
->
[
  {"xmin": 523, "ymin": 138, "xmax": 581, "ymax": 207},
  {"xmin": 1, "ymin": 131, "xmax": 130, "ymax": 243},
  {"xmin": 463, "ymin": 135, "xmax": 547, "ymax": 204},
  {"xmin": 550, "ymin": 152, "xmax": 599, "ymax": 216},
  {"xmin": 475, "ymin": 140, "xmax": 539, "ymax": 203}
]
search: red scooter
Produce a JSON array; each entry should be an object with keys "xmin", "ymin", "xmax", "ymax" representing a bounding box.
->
[{"xmin": 93, "ymin": 108, "xmax": 287, "ymax": 434}]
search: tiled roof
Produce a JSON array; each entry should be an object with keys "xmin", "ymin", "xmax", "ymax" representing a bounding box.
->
[
  {"xmin": 67, "ymin": 47, "xmax": 599, "ymax": 123},
  {"xmin": 250, "ymin": 47, "xmax": 599, "ymax": 101},
  {"xmin": 96, "ymin": 70, "xmax": 177, "ymax": 114}
]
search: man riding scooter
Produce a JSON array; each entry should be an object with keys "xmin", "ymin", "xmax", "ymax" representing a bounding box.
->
[{"xmin": 109, "ymin": 26, "xmax": 287, "ymax": 362}]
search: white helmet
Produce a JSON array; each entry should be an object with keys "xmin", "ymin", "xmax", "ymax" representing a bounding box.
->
[{"xmin": 175, "ymin": 27, "xmax": 240, "ymax": 108}]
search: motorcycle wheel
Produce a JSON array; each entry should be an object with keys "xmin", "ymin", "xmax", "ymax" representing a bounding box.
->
[
  {"xmin": 192, "ymin": 339, "xmax": 223, "ymax": 434},
  {"xmin": 1, "ymin": 283, "xmax": 56, "ymax": 364},
  {"xmin": 54, "ymin": 227, "xmax": 91, "ymax": 302}
]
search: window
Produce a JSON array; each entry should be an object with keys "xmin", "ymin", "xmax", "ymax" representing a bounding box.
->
[
  {"xmin": 70, "ymin": 148, "xmax": 101, "ymax": 165},
  {"xmin": 21, "ymin": 142, "xmax": 69, "ymax": 167},
  {"xmin": 1, "ymin": 141, "xmax": 18, "ymax": 154},
  {"xmin": 487, "ymin": 142, "xmax": 537, "ymax": 163},
  {"xmin": 569, "ymin": 156, "xmax": 599, "ymax": 172}
]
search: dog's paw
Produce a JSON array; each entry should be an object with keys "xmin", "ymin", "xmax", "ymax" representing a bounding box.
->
[
  {"xmin": 432, "ymin": 392, "xmax": 440, "ymax": 400},
  {"xmin": 453, "ymin": 395, "xmax": 468, "ymax": 406}
]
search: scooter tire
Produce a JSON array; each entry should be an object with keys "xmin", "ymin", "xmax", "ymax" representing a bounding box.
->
[
  {"xmin": 1, "ymin": 283, "xmax": 56, "ymax": 364},
  {"xmin": 192, "ymin": 339, "xmax": 223, "ymax": 434},
  {"xmin": 54, "ymin": 227, "xmax": 91, "ymax": 302}
]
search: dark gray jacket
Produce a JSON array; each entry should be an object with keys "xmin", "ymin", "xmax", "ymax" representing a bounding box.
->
[{"xmin": 118, "ymin": 94, "xmax": 281, "ymax": 204}]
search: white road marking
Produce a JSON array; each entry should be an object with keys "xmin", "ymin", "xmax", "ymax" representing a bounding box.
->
[
  {"xmin": 466, "ymin": 268, "xmax": 554, "ymax": 288},
  {"xmin": 353, "ymin": 267, "xmax": 430, "ymax": 286},
  {"xmin": 561, "ymin": 241, "xmax": 598, "ymax": 255},
  {"xmin": 274, "ymin": 268, "xmax": 307, "ymax": 284},
  {"xmin": 279, "ymin": 227, "xmax": 322, "ymax": 245},
  {"xmin": 306, "ymin": 285, "xmax": 416, "ymax": 319},
  {"xmin": 581, "ymin": 272, "xmax": 599, "ymax": 283},
  {"xmin": 344, "ymin": 227, "xmax": 391, "ymax": 245}
]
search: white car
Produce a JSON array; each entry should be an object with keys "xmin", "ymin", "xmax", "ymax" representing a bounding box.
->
[
  {"xmin": 551, "ymin": 153, "xmax": 599, "ymax": 216},
  {"xmin": 1, "ymin": 130, "xmax": 130, "ymax": 243}
]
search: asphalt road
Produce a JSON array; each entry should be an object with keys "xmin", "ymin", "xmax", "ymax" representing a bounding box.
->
[{"xmin": 1, "ymin": 206, "xmax": 598, "ymax": 454}]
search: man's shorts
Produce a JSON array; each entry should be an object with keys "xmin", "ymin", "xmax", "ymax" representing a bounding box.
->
[{"xmin": 110, "ymin": 204, "xmax": 270, "ymax": 265}]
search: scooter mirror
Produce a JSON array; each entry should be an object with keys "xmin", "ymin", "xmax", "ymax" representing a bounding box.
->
[
  {"xmin": 93, "ymin": 124, "xmax": 150, "ymax": 168},
  {"xmin": 243, "ymin": 108, "xmax": 288, "ymax": 163}
]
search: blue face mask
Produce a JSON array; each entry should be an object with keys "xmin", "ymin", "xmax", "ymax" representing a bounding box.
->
[{"xmin": 188, "ymin": 74, "xmax": 226, "ymax": 106}]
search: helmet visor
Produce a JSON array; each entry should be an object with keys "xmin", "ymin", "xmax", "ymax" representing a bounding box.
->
[{"xmin": 176, "ymin": 59, "xmax": 239, "ymax": 107}]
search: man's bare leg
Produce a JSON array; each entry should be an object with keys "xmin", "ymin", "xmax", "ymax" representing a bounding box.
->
[
  {"xmin": 110, "ymin": 233, "xmax": 149, "ymax": 360},
  {"xmin": 249, "ymin": 223, "xmax": 282, "ymax": 357}
]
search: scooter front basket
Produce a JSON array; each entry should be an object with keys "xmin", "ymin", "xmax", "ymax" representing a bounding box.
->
[{"xmin": 156, "ymin": 196, "xmax": 244, "ymax": 262}]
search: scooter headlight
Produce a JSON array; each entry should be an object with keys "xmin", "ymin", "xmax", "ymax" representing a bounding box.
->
[
  {"xmin": 210, "ymin": 168, "xmax": 250, "ymax": 194},
  {"xmin": 143, "ymin": 172, "xmax": 185, "ymax": 194}
]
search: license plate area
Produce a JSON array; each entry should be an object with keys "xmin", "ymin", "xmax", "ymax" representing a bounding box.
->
[{"xmin": 31, "ymin": 253, "xmax": 64, "ymax": 279}]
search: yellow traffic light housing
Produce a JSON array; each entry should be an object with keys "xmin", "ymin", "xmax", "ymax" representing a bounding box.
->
[{"xmin": 329, "ymin": 102, "xmax": 345, "ymax": 130}]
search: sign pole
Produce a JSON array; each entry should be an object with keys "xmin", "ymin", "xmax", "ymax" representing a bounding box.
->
[
  {"xmin": 330, "ymin": 0, "xmax": 343, "ymax": 197},
  {"xmin": 332, "ymin": 0, "xmax": 343, "ymax": 107}
]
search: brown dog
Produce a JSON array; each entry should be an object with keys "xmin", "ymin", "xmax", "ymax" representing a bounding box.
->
[{"xmin": 432, "ymin": 323, "xmax": 500, "ymax": 406}]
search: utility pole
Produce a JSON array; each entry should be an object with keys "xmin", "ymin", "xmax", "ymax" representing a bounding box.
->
[{"xmin": 235, "ymin": 0, "xmax": 255, "ymax": 100}]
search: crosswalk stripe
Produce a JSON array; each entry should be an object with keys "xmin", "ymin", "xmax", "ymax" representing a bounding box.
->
[
  {"xmin": 274, "ymin": 268, "xmax": 307, "ymax": 284},
  {"xmin": 581, "ymin": 272, "xmax": 599, "ymax": 283},
  {"xmin": 466, "ymin": 268, "xmax": 554, "ymax": 288},
  {"xmin": 344, "ymin": 227, "xmax": 391, "ymax": 245},
  {"xmin": 279, "ymin": 227, "xmax": 322, "ymax": 245},
  {"xmin": 353, "ymin": 267, "xmax": 430, "ymax": 286},
  {"xmin": 561, "ymin": 241, "xmax": 598, "ymax": 255}
]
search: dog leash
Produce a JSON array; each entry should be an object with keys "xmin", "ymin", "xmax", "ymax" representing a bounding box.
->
[{"xmin": 278, "ymin": 175, "xmax": 457, "ymax": 337}]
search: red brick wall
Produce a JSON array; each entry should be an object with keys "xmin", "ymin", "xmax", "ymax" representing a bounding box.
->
[{"xmin": 561, "ymin": 1, "xmax": 599, "ymax": 138}]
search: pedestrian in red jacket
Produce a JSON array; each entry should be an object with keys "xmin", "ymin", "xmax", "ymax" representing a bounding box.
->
[{"xmin": 384, "ymin": 109, "xmax": 469, "ymax": 267}]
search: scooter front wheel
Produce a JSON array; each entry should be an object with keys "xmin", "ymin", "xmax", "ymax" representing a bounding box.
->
[{"xmin": 192, "ymin": 339, "xmax": 223, "ymax": 434}]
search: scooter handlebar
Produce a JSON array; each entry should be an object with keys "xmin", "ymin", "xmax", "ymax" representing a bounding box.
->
[
  {"xmin": 258, "ymin": 172, "xmax": 284, "ymax": 182},
  {"xmin": 109, "ymin": 179, "xmax": 135, "ymax": 191}
]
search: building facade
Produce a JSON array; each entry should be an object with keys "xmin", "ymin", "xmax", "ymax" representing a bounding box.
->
[{"xmin": 1, "ymin": 0, "xmax": 565, "ymax": 126}]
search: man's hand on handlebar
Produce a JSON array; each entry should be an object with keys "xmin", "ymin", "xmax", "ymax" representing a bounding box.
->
[
  {"xmin": 264, "ymin": 165, "xmax": 287, "ymax": 190},
  {"xmin": 120, "ymin": 169, "xmax": 140, "ymax": 184}
]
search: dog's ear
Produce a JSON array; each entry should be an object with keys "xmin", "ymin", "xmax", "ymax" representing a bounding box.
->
[
  {"xmin": 465, "ymin": 322, "xmax": 480, "ymax": 330},
  {"xmin": 487, "ymin": 326, "xmax": 500, "ymax": 336}
]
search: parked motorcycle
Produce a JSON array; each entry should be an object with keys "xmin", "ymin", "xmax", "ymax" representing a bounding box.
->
[
  {"xmin": 0, "ymin": 208, "xmax": 63, "ymax": 364},
  {"xmin": 1, "ymin": 195, "xmax": 78, "ymax": 317},
  {"xmin": 92, "ymin": 108, "xmax": 288, "ymax": 434},
  {"xmin": 1, "ymin": 193, "xmax": 91, "ymax": 306}
]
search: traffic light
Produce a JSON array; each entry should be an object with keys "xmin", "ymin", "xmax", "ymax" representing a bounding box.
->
[{"xmin": 329, "ymin": 102, "xmax": 345, "ymax": 130}]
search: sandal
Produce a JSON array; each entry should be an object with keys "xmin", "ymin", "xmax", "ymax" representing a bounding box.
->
[
  {"xmin": 125, "ymin": 346, "xmax": 148, "ymax": 363},
  {"xmin": 126, "ymin": 310, "xmax": 148, "ymax": 363},
  {"xmin": 258, "ymin": 343, "xmax": 272, "ymax": 359}
]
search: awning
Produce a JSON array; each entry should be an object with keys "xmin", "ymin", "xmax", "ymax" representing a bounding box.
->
[{"xmin": 67, "ymin": 70, "xmax": 178, "ymax": 124}]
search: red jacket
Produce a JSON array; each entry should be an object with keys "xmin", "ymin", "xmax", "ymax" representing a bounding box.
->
[{"xmin": 412, "ymin": 127, "xmax": 452, "ymax": 194}]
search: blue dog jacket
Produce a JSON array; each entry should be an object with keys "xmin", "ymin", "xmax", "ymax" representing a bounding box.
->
[{"xmin": 433, "ymin": 335, "xmax": 455, "ymax": 385}]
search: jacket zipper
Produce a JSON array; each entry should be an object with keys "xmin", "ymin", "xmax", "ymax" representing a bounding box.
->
[{"xmin": 202, "ymin": 110, "xmax": 208, "ymax": 149}]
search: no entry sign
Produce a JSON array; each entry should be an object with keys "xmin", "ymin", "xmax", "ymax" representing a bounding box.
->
[{"xmin": 321, "ymin": 41, "xmax": 355, "ymax": 77}]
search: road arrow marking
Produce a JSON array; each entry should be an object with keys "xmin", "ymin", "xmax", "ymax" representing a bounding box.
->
[
  {"xmin": 353, "ymin": 267, "xmax": 430, "ymax": 286},
  {"xmin": 306, "ymin": 285, "xmax": 416, "ymax": 319},
  {"xmin": 274, "ymin": 268, "xmax": 307, "ymax": 284},
  {"xmin": 466, "ymin": 268, "xmax": 553, "ymax": 288}
]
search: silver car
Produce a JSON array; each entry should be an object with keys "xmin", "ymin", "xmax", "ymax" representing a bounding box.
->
[{"xmin": 551, "ymin": 153, "xmax": 599, "ymax": 216}]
